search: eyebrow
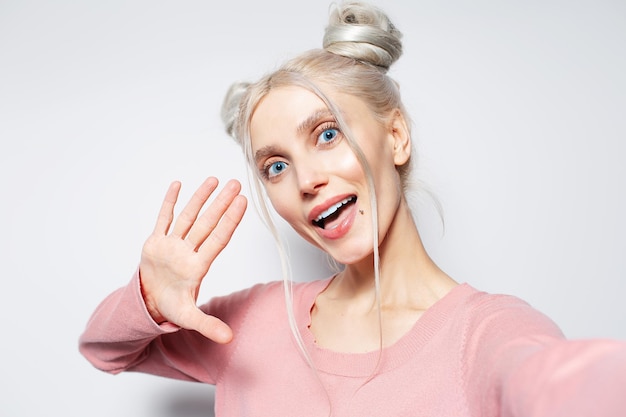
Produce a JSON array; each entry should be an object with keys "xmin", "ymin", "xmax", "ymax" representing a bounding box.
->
[
  {"xmin": 253, "ymin": 108, "xmax": 336, "ymax": 164},
  {"xmin": 296, "ymin": 108, "xmax": 335, "ymax": 135},
  {"xmin": 254, "ymin": 145, "xmax": 282, "ymax": 164}
]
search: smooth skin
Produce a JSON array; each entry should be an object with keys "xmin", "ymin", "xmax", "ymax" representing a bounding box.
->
[
  {"xmin": 139, "ymin": 177, "xmax": 247, "ymax": 344},
  {"xmin": 251, "ymin": 86, "xmax": 457, "ymax": 352},
  {"xmin": 138, "ymin": 85, "xmax": 456, "ymax": 353}
]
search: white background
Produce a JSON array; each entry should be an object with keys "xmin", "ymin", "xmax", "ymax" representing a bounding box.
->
[{"xmin": 1, "ymin": 0, "xmax": 624, "ymax": 416}]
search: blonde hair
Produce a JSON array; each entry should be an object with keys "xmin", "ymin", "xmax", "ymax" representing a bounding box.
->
[{"xmin": 221, "ymin": 1, "xmax": 409, "ymax": 373}]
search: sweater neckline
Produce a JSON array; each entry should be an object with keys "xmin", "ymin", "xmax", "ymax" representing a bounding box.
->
[{"xmin": 295, "ymin": 278, "xmax": 474, "ymax": 377}]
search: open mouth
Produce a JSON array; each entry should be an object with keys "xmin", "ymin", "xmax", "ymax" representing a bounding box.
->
[{"xmin": 312, "ymin": 196, "xmax": 357, "ymax": 229}]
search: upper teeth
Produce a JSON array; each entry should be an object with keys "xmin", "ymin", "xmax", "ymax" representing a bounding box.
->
[{"xmin": 315, "ymin": 197, "xmax": 354, "ymax": 222}]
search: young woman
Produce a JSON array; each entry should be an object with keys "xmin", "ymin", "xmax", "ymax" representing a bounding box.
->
[{"xmin": 79, "ymin": 2, "xmax": 626, "ymax": 416}]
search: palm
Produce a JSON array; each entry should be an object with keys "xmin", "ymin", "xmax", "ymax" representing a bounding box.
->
[{"xmin": 139, "ymin": 177, "xmax": 247, "ymax": 343}]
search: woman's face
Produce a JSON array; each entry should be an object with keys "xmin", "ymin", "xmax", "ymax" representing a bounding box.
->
[{"xmin": 249, "ymin": 85, "xmax": 410, "ymax": 265}]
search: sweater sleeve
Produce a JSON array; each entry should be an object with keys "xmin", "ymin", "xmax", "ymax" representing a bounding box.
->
[
  {"xmin": 78, "ymin": 270, "xmax": 262, "ymax": 384},
  {"xmin": 461, "ymin": 291, "xmax": 626, "ymax": 417},
  {"xmin": 501, "ymin": 338, "xmax": 626, "ymax": 417}
]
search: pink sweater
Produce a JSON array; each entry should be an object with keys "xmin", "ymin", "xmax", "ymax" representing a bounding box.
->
[{"xmin": 79, "ymin": 274, "xmax": 626, "ymax": 416}]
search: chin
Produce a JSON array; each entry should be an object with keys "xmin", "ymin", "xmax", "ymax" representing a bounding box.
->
[
  {"xmin": 295, "ymin": 227, "xmax": 374, "ymax": 265},
  {"xmin": 326, "ymin": 243, "xmax": 374, "ymax": 266}
]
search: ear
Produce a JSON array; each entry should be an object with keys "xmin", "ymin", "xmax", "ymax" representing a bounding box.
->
[{"xmin": 388, "ymin": 109, "xmax": 411, "ymax": 166}]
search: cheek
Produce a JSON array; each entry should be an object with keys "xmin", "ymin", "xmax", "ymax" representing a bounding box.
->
[
  {"xmin": 360, "ymin": 146, "xmax": 398, "ymax": 189},
  {"xmin": 331, "ymin": 145, "xmax": 365, "ymax": 182},
  {"xmin": 361, "ymin": 142, "xmax": 404, "ymax": 208},
  {"xmin": 267, "ymin": 189, "xmax": 318, "ymax": 244},
  {"xmin": 265, "ymin": 184, "xmax": 299, "ymax": 225}
]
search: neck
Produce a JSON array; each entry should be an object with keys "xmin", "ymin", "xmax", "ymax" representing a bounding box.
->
[{"xmin": 331, "ymin": 197, "xmax": 456, "ymax": 309}]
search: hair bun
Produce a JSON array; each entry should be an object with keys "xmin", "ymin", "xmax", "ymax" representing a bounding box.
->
[
  {"xmin": 323, "ymin": 2, "xmax": 402, "ymax": 72},
  {"xmin": 221, "ymin": 81, "xmax": 250, "ymax": 142}
]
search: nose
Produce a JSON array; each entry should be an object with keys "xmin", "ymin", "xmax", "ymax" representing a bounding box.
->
[{"xmin": 296, "ymin": 163, "xmax": 328, "ymax": 198}]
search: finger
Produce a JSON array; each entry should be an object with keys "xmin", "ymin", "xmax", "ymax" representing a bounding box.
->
[
  {"xmin": 186, "ymin": 179, "xmax": 243, "ymax": 249},
  {"xmin": 182, "ymin": 307, "xmax": 233, "ymax": 343},
  {"xmin": 198, "ymin": 194, "xmax": 247, "ymax": 261},
  {"xmin": 171, "ymin": 177, "xmax": 219, "ymax": 238},
  {"xmin": 153, "ymin": 181, "xmax": 181, "ymax": 235}
]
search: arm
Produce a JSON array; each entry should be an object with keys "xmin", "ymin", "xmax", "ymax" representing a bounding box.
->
[
  {"xmin": 78, "ymin": 271, "xmax": 181, "ymax": 375},
  {"xmin": 461, "ymin": 293, "xmax": 567, "ymax": 416},
  {"xmin": 501, "ymin": 338, "xmax": 626, "ymax": 417},
  {"xmin": 79, "ymin": 177, "xmax": 247, "ymax": 381},
  {"xmin": 79, "ymin": 270, "xmax": 266, "ymax": 382},
  {"xmin": 462, "ymin": 292, "xmax": 626, "ymax": 416}
]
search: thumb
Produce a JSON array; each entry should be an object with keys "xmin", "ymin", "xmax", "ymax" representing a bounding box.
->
[{"xmin": 183, "ymin": 307, "xmax": 233, "ymax": 344}]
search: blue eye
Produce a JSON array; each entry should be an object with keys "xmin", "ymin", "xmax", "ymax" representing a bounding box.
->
[
  {"xmin": 318, "ymin": 128, "xmax": 338, "ymax": 144},
  {"xmin": 267, "ymin": 161, "xmax": 288, "ymax": 178}
]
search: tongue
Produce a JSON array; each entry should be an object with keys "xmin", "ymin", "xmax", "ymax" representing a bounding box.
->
[{"xmin": 321, "ymin": 199, "xmax": 356, "ymax": 230}]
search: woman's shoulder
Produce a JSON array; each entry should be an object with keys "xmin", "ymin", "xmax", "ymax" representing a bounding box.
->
[
  {"xmin": 434, "ymin": 283, "xmax": 538, "ymax": 318},
  {"xmin": 450, "ymin": 283, "xmax": 565, "ymax": 342},
  {"xmin": 458, "ymin": 283, "xmax": 535, "ymax": 311}
]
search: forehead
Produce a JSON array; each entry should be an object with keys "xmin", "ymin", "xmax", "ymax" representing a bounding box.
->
[
  {"xmin": 251, "ymin": 86, "xmax": 325, "ymax": 132},
  {"xmin": 249, "ymin": 85, "xmax": 366, "ymax": 151}
]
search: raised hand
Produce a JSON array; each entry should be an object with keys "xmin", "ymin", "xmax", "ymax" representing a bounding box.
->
[{"xmin": 138, "ymin": 177, "xmax": 247, "ymax": 343}]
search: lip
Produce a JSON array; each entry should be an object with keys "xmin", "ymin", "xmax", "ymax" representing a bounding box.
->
[
  {"xmin": 308, "ymin": 193, "xmax": 356, "ymax": 224},
  {"xmin": 308, "ymin": 193, "xmax": 358, "ymax": 240}
]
